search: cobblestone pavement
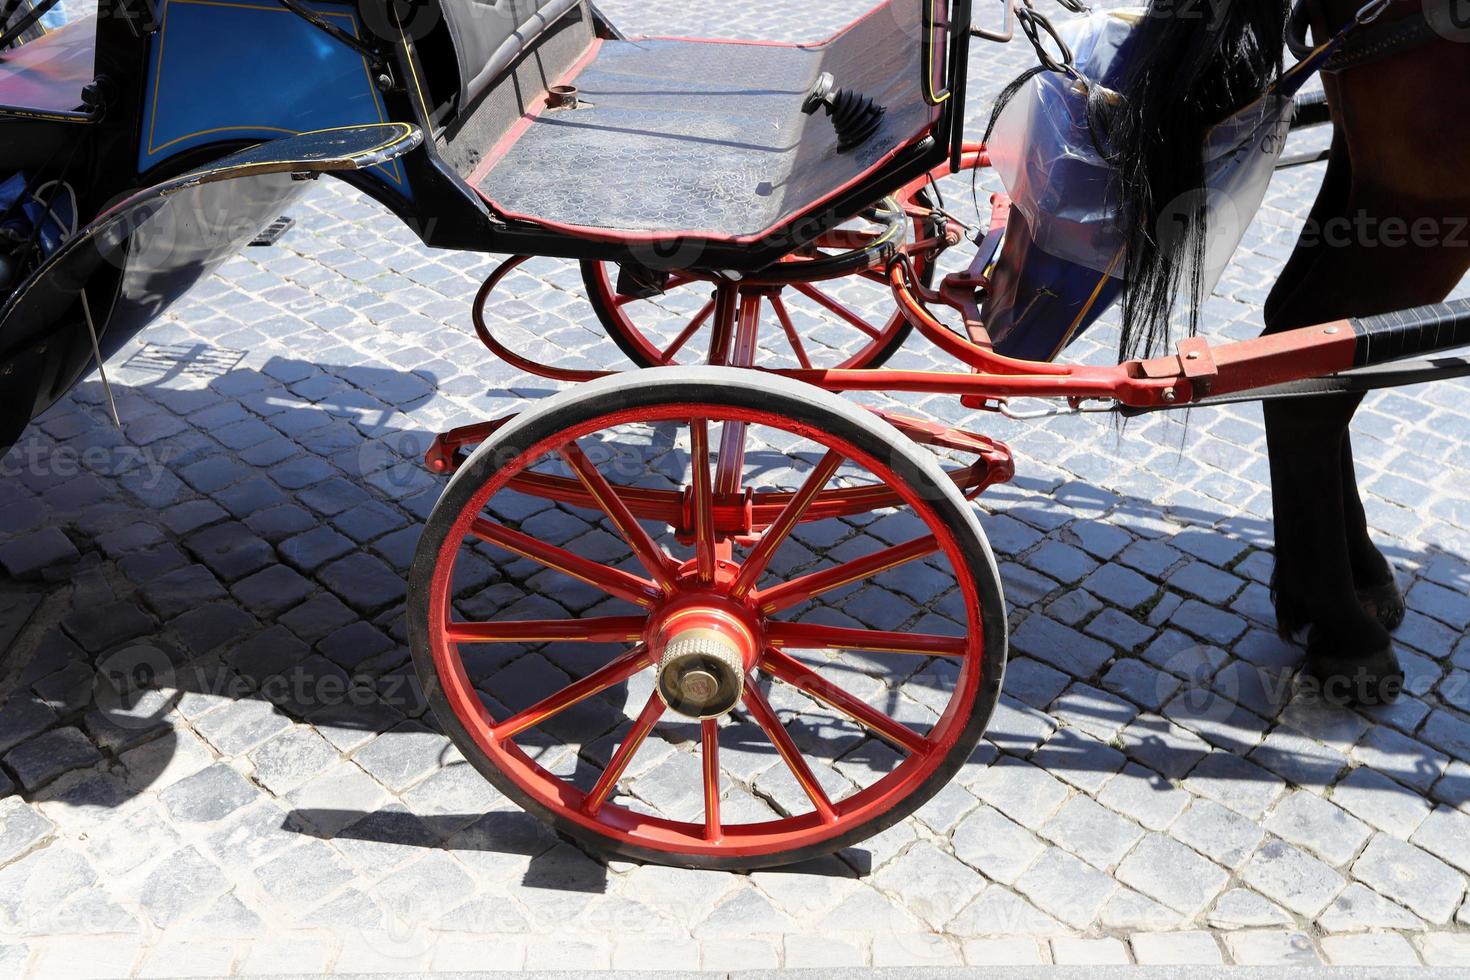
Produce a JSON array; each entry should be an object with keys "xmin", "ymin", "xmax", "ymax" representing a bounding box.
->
[{"xmin": 4, "ymin": 1, "xmax": 1470, "ymax": 975}]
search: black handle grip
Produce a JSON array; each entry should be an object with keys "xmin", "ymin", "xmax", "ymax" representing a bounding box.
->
[{"xmin": 1351, "ymin": 298, "xmax": 1470, "ymax": 368}]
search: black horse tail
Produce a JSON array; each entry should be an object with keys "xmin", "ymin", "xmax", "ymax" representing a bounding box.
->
[{"xmin": 1097, "ymin": 0, "xmax": 1292, "ymax": 361}]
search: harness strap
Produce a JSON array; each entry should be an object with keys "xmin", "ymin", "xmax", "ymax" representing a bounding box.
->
[{"xmin": 1286, "ymin": 0, "xmax": 1439, "ymax": 77}]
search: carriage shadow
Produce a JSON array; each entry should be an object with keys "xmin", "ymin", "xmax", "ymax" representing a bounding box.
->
[{"xmin": 2, "ymin": 350, "xmax": 1467, "ymax": 892}]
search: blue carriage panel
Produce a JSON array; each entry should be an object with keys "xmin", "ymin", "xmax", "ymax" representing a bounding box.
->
[{"xmin": 139, "ymin": 0, "xmax": 410, "ymax": 197}]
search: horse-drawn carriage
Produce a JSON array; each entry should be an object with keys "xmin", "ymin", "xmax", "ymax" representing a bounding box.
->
[{"xmin": 3, "ymin": 0, "xmax": 1468, "ymax": 869}]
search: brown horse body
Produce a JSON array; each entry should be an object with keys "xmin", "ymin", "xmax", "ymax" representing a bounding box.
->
[{"xmin": 1263, "ymin": 0, "xmax": 1470, "ymax": 701}]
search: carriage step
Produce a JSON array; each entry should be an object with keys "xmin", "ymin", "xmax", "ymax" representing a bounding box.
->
[{"xmin": 249, "ymin": 216, "xmax": 296, "ymax": 247}]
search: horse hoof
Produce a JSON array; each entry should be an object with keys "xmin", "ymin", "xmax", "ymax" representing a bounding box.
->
[
  {"xmin": 1357, "ymin": 580, "xmax": 1406, "ymax": 633},
  {"xmin": 1302, "ymin": 631, "xmax": 1403, "ymax": 708}
]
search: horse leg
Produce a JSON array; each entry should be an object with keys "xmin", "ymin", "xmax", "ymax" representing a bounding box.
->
[
  {"xmin": 1263, "ymin": 137, "xmax": 1397, "ymax": 633},
  {"xmin": 1341, "ymin": 430, "xmax": 1406, "ymax": 630},
  {"xmin": 1261, "ymin": 136, "xmax": 1374, "ymax": 644},
  {"xmin": 1260, "ymin": 177, "xmax": 1470, "ymax": 702}
]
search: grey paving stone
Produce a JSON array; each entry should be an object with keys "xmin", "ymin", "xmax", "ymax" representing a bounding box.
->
[
  {"xmin": 283, "ymin": 760, "xmax": 392, "ymax": 837},
  {"xmin": 1411, "ymin": 805, "xmax": 1470, "ymax": 876},
  {"xmin": 1321, "ymin": 932, "xmax": 1421, "ymax": 966},
  {"xmin": 1264, "ymin": 790, "xmax": 1371, "ymax": 868},
  {"xmin": 1170, "ymin": 798, "xmax": 1265, "ymax": 871},
  {"xmin": 964, "ymin": 756, "xmax": 1069, "ymax": 831},
  {"xmin": 947, "ymin": 885, "xmax": 1068, "ymax": 938},
  {"xmin": 3, "ymin": 726, "xmax": 101, "ymax": 791},
  {"xmin": 1182, "ymin": 751, "xmax": 1286, "ymax": 821},
  {"xmin": 1096, "ymin": 762, "xmax": 1190, "ymax": 832},
  {"xmin": 1009, "ymin": 615, "xmax": 1114, "ymax": 679},
  {"xmin": 0, "ymin": 797, "xmax": 54, "ymax": 868},
  {"xmin": 350, "ymin": 721, "xmax": 450, "ymax": 793},
  {"xmin": 1030, "ymin": 729, "xmax": 1125, "ymax": 794},
  {"xmin": 1130, "ymin": 931, "xmax": 1223, "ymax": 965},
  {"xmin": 158, "ymin": 762, "xmax": 258, "ymax": 823},
  {"xmin": 1331, "ymin": 765, "xmax": 1433, "ymax": 838},
  {"xmin": 1115, "ymin": 713, "xmax": 1210, "ymax": 780},
  {"xmin": 1014, "ymin": 846, "xmax": 1118, "ymax": 930},
  {"xmin": 0, "ymin": 528, "xmax": 79, "ymax": 577},
  {"xmin": 1206, "ymin": 888, "xmax": 1295, "ymax": 930},
  {"xmin": 1101, "ymin": 658, "xmax": 1180, "ymax": 713},
  {"xmin": 248, "ymin": 726, "xmax": 340, "ymax": 796},
  {"xmin": 192, "ymin": 697, "xmax": 293, "ymax": 757},
  {"xmin": 1352, "ymin": 833, "xmax": 1467, "ymax": 925},
  {"xmin": 1052, "ymin": 683, "xmax": 1138, "ymax": 742},
  {"xmin": 231, "ymin": 564, "xmax": 316, "ymax": 618},
  {"xmin": 1040, "ymin": 795, "xmax": 1143, "ymax": 871},
  {"xmin": 62, "ymin": 600, "xmax": 155, "ymax": 654},
  {"xmin": 138, "ymin": 845, "xmax": 231, "ymax": 928},
  {"xmin": 0, "ymin": 694, "xmax": 52, "ymax": 758},
  {"xmin": 1422, "ymin": 709, "xmax": 1470, "ymax": 764},
  {"xmin": 1117, "ymin": 833, "xmax": 1229, "ymax": 917},
  {"xmin": 1249, "ymin": 724, "xmax": 1350, "ymax": 789},
  {"xmin": 1224, "ymin": 930, "xmax": 1322, "ymax": 966},
  {"xmin": 318, "ymin": 553, "xmax": 407, "ymax": 611},
  {"xmin": 1240, "ymin": 838, "xmax": 1347, "ymax": 918},
  {"xmin": 1316, "ymin": 882, "xmax": 1428, "ymax": 933},
  {"xmin": 253, "ymin": 839, "xmax": 355, "ymax": 906},
  {"xmin": 951, "ymin": 804, "xmax": 1046, "ymax": 885}
]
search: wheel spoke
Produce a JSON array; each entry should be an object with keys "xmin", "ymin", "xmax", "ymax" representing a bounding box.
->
[
  {"xmin": 766, "ymin": 622, "xmax": 967, "ymax": 658},
  {"xmin": 755, "ymin": 535, "xmax": 939, "ymax": 614},
  {"xmin": 770, "ymin": 295, "xmax": 813, "ymax": 370},
  {"xmin": 559, "ymin": 440, "xmax": 678, "ymax": 593},
  {"xmin": 471, "ymin": 518, "xmax": 661, "ymax": 607},
  {"xmin": 761, "ymin": 648, "xmax": 930, "ymax": 755},
  {"xmin": 446, "ymin": 616, "xmax": 646, "ymax": 645},
  {"xmin": 702, "ymin": 718, "xmax": 722, "ymax": 842},
  {"xmin": 742, "ymin": 683, "xmax": 837, "ymax": 823},
  {"xmin": 794, "ymin": 282, "xmax": 884, "ymax": 340},
  {"xmin": 731, "ymin": 450, "xmax": 844, "ymax": 600},
  {"xmin": 690, "ymin": 419, "xmax": 716, "ymax": 585},
  {"xmin": 661, "ymin": 299, "xmax": 715, "ymax": 363},
  {"xmin": 584, "ymin": 689, "xmax": 665, "ymax": 815},
  {"xmin": 493, "ymin": 645, "xmax": 651, "ymax": 741}
]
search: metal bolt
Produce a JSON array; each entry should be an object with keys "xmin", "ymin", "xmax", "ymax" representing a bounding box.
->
[
  {"xmin": 1325, "ymin": 326, "xmax": 1340, "ymax": 335},
  {"xmin": 1162, "ymin": 389, "xmax": 1177, "ymax": 403},
  {"xmin": 1185, "ymin": 351, "xmax": 1200, "ymax": 361}
]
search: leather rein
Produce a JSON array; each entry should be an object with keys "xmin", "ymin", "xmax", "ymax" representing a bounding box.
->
[{"xmin": 1287, "ymin": 0, "xmax": 1446, "ymax": 73}]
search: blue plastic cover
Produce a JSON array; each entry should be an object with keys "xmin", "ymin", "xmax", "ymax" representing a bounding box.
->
[{"xmin": 982, "ymin": 9, "xmax": 1295, "ymax": 360}]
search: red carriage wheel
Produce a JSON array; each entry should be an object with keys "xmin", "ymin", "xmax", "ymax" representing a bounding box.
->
[
  {"xmin": 409, "ymin": 369, "xmax": 1007, "ymax": 869},
  {"xmin": 580, "ymin": 200, "xmax": 933, "ymax": 370}
]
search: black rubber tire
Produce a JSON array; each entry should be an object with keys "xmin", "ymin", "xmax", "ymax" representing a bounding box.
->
[
  {"xmin": 580, "ymin": 260, "xmax": 919, "ymax": 370},
  {"xmin": 408, "ymin": 367, "xmax": 1008, "ymax": 871}
]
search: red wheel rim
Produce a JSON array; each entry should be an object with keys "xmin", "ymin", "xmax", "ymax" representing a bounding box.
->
[
  {"xmin": 424, "ymin": 403, "xmax": 990, "ymax": 861},
  {"xmin": 589, "ymin": 216, "xmax": 926, "ymax": 371}
]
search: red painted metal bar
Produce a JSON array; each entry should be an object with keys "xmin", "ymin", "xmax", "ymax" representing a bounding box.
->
[
  {"xmin": 767, "ymin": 622, "xmax": 967, "ymax": 658},
  {"xmin": 446, "ymin": 616, "xmax": 646, "ymax": 644},
  {"xmin": 760, "ymin": 648, "xmax": 931, "ymax": 756},
  {"xmin": 493, "ymin": 645, "xmax": 652, "ymax": 741},
  {"xmin": 730, "ymin": 450, "xmax": 845, "ymax": 600},
  {"xmin": 584, "ymin": 690, "xmax": 665, "ymax": 815},
  {"xmin": 701, "ymin": 719, "xmax": 722, "ymax": 842},
  {"xmin": 470, "ymin": 517, "xmax": 662, "ymax": 607},
  {"xmin": 742, "ymin": 683, "xmax": 838, "ymax": 824},
  {"xmin": 755, "ymin": 534, "xmax": 940, "ymax": 615}
]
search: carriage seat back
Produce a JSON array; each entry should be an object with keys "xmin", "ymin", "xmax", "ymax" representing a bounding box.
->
[{"xmin": 439, "ymin": 0, "xmax": 583, "ymax": 111}]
